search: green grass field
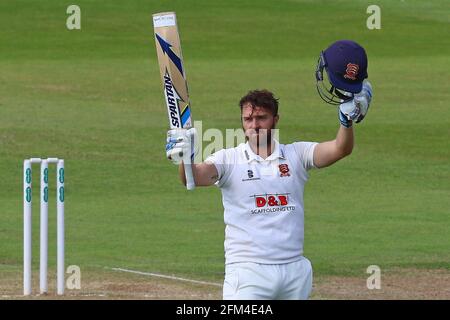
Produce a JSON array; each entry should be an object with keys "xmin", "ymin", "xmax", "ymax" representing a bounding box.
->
[{"xmin": 0, "ymin": 0, "xmax": 449, "ymax": 296}]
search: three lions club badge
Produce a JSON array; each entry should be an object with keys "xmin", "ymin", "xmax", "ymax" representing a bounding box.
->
[{"xmin": 279, "ymin": 164, "xmax": 290, "ymax": 177}]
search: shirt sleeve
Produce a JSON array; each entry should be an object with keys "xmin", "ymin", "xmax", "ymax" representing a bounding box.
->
[
  {"xmin": 204, "ymin": 149, "xmax": 233, "ymax": 187},
  {"xmin": 292, "ymin": 142, "xmax": 318, "ymax": 171}
]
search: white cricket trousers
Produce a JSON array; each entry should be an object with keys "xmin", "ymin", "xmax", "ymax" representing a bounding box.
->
[{"xmin": 223, "ymin": 257, "xmax": 313, "ymax": 300}]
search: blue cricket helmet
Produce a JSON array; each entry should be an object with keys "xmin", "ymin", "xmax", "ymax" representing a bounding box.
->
[{"xmin": 316, "ymin": 40, "xmax": 368, "ymax": 105}]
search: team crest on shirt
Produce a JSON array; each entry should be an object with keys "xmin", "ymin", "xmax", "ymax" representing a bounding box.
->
[{"xmin": 278, "ymin": 164, "xmax": 290, "ymax": 177}]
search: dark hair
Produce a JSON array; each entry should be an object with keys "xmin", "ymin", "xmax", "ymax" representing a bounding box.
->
[{"xmin": 239, "ymin": 89, "xmax": 279, "ymax": 116}]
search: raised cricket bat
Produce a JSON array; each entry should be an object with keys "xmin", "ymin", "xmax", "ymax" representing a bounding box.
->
[{"xmin": 153, "ymin": 12, "xmax": 195, "ymax": 190}]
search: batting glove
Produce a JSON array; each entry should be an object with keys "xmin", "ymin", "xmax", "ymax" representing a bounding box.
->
[
  {"xmin": 166, "ymin": 128, "xmax": 197, "ymax": 164},
  {"xmin": 338, "ymin": 80, "xmax": 373, "ymax": 127}
]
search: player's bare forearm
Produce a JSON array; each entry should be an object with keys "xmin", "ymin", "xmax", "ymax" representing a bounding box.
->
[
  {"xmin": 179, "ymin": 162, "xmax": 218, "ymax": 187},
  {"xmin": 313, "ymin": 125, "xmax": 354, "ymax": 168},
  {"xmin": 335, "ymin": 124, "xmax": 354, "ymax": 155},
  {"xmin": 179, "ymin": 163, "xmax": 187, "ymax": 186}
]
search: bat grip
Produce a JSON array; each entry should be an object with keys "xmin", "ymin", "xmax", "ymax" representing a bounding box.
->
[{"xmin": 183, "ymin": 161, "xmax": 195, "ymax": 190}]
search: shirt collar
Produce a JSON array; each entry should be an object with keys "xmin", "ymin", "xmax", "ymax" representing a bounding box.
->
[{"xmin": 243, "ymin": 139, "xmax": 285, "ymax": 163}]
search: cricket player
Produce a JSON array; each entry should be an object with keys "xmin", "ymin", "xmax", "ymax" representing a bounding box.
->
[{"xmin": 165, "ymin": 40, "xmax": 373, "ymax": 299}]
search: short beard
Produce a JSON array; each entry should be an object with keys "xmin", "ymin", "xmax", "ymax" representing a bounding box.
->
[{"xmin": 243, "ymin": 122, "xmax": 276, "ymax": 148}]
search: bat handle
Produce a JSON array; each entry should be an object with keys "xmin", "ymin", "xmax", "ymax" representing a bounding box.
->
[
  {"xmin": 183, "ymin": 128, "xmax": 196, "ymax": 190},
  {"xmin": 184, "ymin": 161, "xmax": 195, "ymax": 190}
]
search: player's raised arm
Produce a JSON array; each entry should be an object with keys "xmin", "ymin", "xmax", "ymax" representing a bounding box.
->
[
  {"xmin": 179, "ymin": 162, "xmax": 218, "ymax": 187},
  {"xmin": 313, "ymin": 126, "xmax": 353, "ymax": 169},
  {"xmin": 314, "ymin": 81, "xmax": 373, "ymax": 168}
]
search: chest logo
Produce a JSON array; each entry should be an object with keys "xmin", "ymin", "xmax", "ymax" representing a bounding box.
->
[
  {"xmin": 250, "ymin": 193, "xmax": 295, "ymax": 214},
  {"xmin": 242, "ymin": 169, "xmax": 260, "ymax": 181},
  {"xmin": 255, "ymin": 194, "xmax": 289, "ymax": 207},
  {"xmin": 278, "ymin": 164, "xmax": 290, "ymax": 177}
]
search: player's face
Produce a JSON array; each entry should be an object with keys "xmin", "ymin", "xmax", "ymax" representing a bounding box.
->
[{"xmin": 241, "ymin": 103, "xmax": 279, "ymax": 145}]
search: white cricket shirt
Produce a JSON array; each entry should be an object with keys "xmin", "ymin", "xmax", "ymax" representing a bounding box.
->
[{"xmin": 205, "ymin": 140, "xmax": 317, "ymax": 265}]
